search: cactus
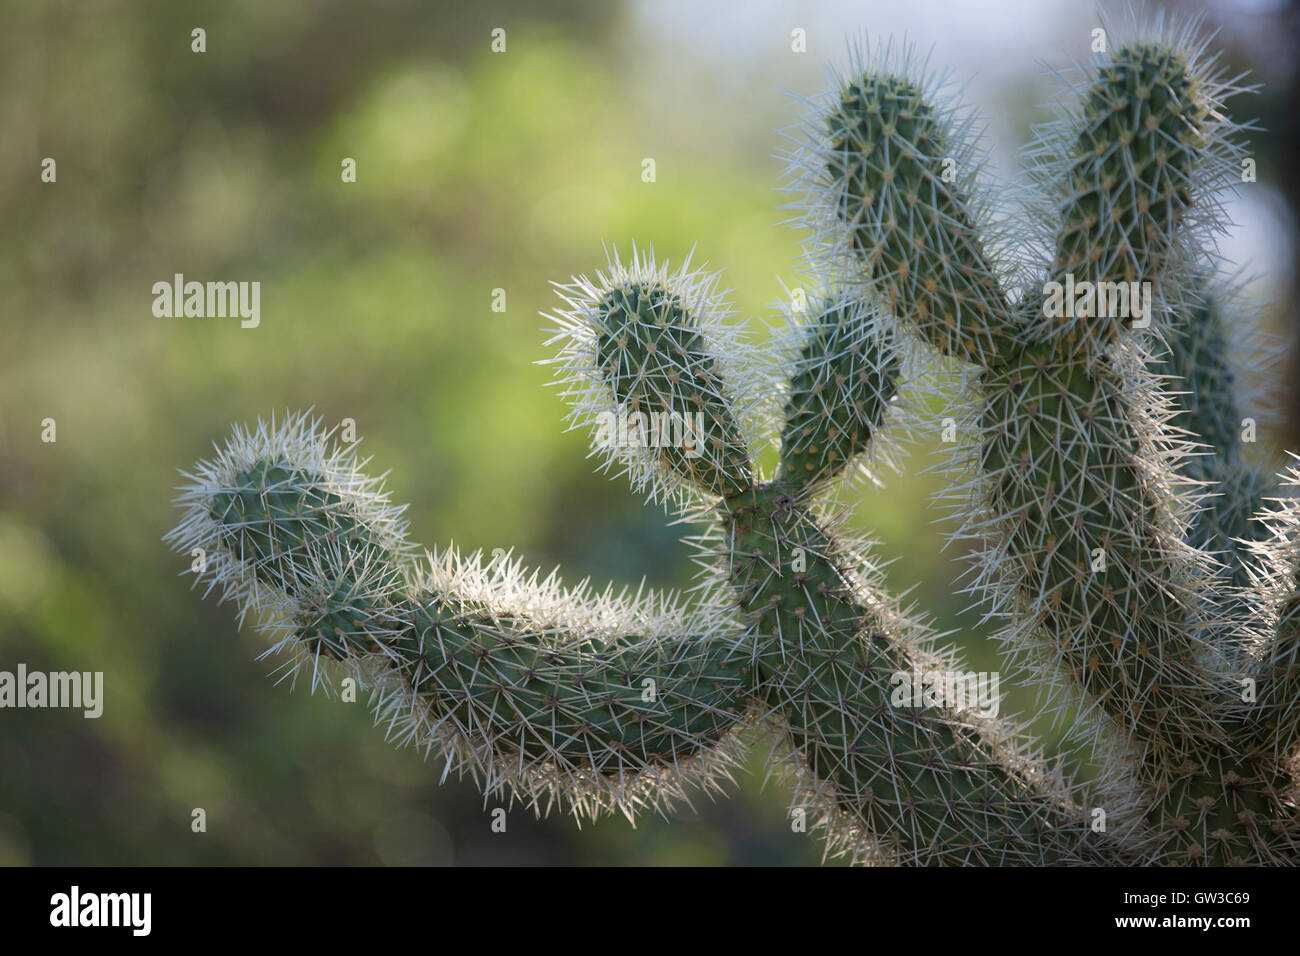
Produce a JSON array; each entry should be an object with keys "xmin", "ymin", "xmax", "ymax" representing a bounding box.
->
[{"xmin": 168, "ymin": 15, "xmax": 1300, "ymax": 865}]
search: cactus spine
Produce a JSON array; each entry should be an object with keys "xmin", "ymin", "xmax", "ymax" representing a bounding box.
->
[{"xmin": 170, "ymin": 16, "xmax": 1300, "ymax": 864}]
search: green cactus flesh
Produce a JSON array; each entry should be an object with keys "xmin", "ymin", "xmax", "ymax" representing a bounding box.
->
[{"xmin": 724, "ymin": 481, "xmax": 1112, "ymax": 864}]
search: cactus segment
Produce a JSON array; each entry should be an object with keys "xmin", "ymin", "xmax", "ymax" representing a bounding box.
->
[{"xmin": 776, "ymin": 293, "xmax": 901, "ymax": 494}]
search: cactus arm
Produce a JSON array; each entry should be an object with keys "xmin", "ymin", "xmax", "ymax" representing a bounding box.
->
[
  {"xmin": 1158, "ymin": 277, "xmax": 1278, "ymax": 693},
  {"xmin": 166, "ymin": 414, "xmax": 757, "ymax": 820},
  {"xmin": 976, "ymin": 338, "xmax": 1228, "ymax": 756},
  {"xmin": 1163, "ymin": 281, "xmax": 1275, "ymax": 563},
  {"xmin": 545, "ymin": 250, "xmax": 757, "ymax": 505},
  {"xmin": 814, "ymin": 63, "xmax": 1017, "ymax": 364},
  {"xmin": 723, "ymin": 482, "xmax": 1126, "ymax": 864},
  {"xmin": 1243, "ymin": 466, "xmax": 1300, "ymax": 764},
  {"xmin": 775, "ymin": 293, "xmax": 901, "ymax": 496},
  {"xmin": 762, "ymin": 287, "xmax": 1124, "ymax": 863},
  {"xmin": 1029, "ymin": 43, "xmax": 1233, "ymax": 357},
  {"xmin": 380, "ymin": 565, "xmax": 754, "ymax": 816}
]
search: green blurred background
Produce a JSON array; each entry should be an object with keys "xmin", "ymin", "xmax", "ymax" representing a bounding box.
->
[{"xmin": 1, "ymin": 0, "xmax": 1296, "ymax": 865}]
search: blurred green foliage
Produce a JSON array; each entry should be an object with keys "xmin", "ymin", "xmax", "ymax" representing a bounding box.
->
[{"xmin": 0, "ymin": 0, "xmax": 1288, "ymax": 865}]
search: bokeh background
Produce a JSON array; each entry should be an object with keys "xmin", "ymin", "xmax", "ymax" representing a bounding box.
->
[{"xmin": 1, "ymin": 0, "xmax": 1297, "ymax": 865}]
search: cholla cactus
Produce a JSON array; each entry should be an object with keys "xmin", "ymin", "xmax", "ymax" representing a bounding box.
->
[{"xmin": 168, "ymin": 13, "xmax": 1300, "ymax": 865}]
